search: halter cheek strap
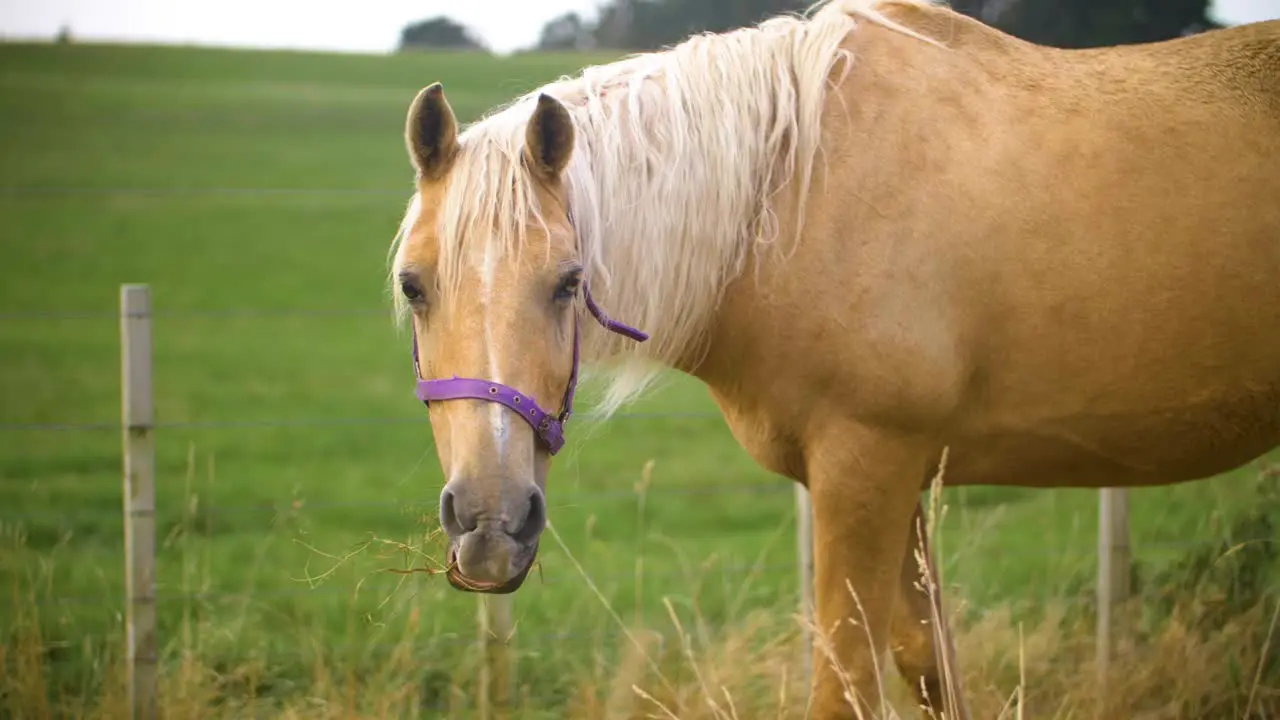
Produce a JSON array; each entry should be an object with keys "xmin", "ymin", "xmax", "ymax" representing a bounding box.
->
[{"xmin": 411, "ymin": 282, "xmax": 647, "ymax": 455}]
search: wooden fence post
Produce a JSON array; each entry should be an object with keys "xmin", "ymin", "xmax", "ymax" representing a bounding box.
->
[
  {"xmin": 478, "ymin": 595, "xmax": 514, "ymax": 719},
  {"xmin": 1096, "ymin": 487, "xmax": 1130, "ymax": 708},
  {"xmin": 795, "ymin": 483, "xmax": 815, "ymax": 684},
  {"xmin": 121, "ymin": 284, "xmax": 157, "ymax": 719}
]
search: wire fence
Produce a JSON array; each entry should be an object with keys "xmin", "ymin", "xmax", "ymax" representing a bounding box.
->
[
  {"xmin": 5, "ymin": 282, "xmax": 1279, "ymax": 718},
  {"xmin": 1, "ymin": 285, "xmax": 804, "ymax": 717}
]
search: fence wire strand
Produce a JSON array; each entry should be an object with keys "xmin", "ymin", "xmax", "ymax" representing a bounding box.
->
[
  {"xmin": 0, "ymin": 307, "xmax": 389, "ymax": 320},
  {"xmin": 0, "ymin": 186, "xmax": 408, "ymax": 197},
  {"xmin": 0, "ymin": 410, "xmax": 723, "ymax": 434}
]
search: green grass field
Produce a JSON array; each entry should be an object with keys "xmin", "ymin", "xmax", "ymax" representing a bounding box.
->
[{"xmin": 2, "ymin": 40, "xmax": 1277, "ymax": 717}]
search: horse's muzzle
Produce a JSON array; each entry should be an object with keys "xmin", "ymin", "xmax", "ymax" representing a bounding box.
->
[
  {"xmin": 437, "ymin": 479, "xmax": 544, "ymax": 593},
  {"xmin": 445, "ymin": 538, "xmax": 537, "ymax": 594}
]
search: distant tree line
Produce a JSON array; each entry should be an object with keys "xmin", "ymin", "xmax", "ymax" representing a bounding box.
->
[
  {"xmin": 398, "ymin": 0, "xmax": 1224, "ymax": 55},
  {"xmin": 531, "ymin": 0, "xmax": 1221, "ymax": 52},
  {"xmin": 536, "ymin": 0, "xmax": 813, "ymax": 51}
]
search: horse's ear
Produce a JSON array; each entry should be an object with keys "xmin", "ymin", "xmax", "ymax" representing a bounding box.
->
[
  {"xmin": 405, "ymin": 83, "xmax": 458, "ymax": 181},
  {"xmin": 524, "ymin": 93, "xmax": 574, "ymax": 180}
]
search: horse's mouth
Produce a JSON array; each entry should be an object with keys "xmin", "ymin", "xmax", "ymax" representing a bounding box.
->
[{"xmin": 444, "ymin": 544, "xmax": 536, "ymax": 594}]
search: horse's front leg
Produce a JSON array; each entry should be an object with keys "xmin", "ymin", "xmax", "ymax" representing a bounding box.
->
[
  {"xmin": 805, "ymin": 423, "xmax": 933, "ymax": 720},
  {"xmin": 891, "ymin": 501, "xmax": 971, "ymax": 720}
]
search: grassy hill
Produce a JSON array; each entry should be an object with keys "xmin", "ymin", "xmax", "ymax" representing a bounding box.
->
[{"xmin": 2, "ymin": 40, "xmax": 1276, "ymax": 718}]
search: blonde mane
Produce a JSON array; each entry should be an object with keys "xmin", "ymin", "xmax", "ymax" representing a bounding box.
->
[{"xmin": 391, "ymin": 0, "xmax": 935, "ymax": 418}]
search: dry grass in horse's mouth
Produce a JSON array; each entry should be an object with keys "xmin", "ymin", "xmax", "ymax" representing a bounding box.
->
[
  {"xmin": 290, "ymin": 520, "xmax": 456, "ymax": 589},
  {"xmin": 299, "ymin": 522, "xmax": 547, "ymax": 594}
]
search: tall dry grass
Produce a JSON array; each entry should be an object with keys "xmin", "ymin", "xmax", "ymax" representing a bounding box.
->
[
  {"xmin": 5, "ymin": 467, "xmax": 1280, "ymax": 719},
  {"xmin": 6, "ymin": 558, "xmax": 1278, "ymax": 719}
]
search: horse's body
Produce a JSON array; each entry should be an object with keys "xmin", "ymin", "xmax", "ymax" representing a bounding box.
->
[
  {"xmin": 706, "ymin": 4, "xmax": 1280, "ymax": 488},
  {"xmin": 390, "ymin": 2, "xmax": 1280, "ymax": 717}
]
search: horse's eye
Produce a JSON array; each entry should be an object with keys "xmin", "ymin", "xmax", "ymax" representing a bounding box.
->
[
  {"xmin": 554, "ymin": 271, "xmax": 582, "ymax": 301},
  {"xmin": 401, "ymin": 280, "xmax": 425, "ymax": 303}
]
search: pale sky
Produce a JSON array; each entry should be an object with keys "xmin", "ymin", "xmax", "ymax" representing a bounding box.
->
[{"xmin": 1, "ymin": 0, "xmax": 1278, "ymax": 56}]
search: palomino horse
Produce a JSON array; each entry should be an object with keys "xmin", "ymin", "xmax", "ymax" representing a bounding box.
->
[{"xmin": 389, "ymin": 0, "xmax": 1280, "ymax": 716}]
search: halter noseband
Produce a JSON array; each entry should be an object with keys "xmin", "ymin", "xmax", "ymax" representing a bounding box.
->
[{"xmin": 411, "ymin": 281, "xmax": 648, "ymax": 455}]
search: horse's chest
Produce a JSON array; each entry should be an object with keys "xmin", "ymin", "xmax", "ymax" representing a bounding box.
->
[{"xmin": 709, "ymin": 394, "xmax": 807, "ymax": 481}]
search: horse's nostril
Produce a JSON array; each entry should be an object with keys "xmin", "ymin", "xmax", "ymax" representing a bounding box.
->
[
  {"xmin": 440, "ymin": 481, "xmax": 544, "ymax": 543},
  {"xmin": 439, "ymin": 485, "xmax": 472, "ymax": 537},
  {"xmin": 511, "ymin": 487, "xmax": 547, "ymax": 544}
]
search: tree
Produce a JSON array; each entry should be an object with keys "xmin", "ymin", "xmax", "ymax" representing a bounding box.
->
[
  {"xmin": 398, "ymin": 17, "xmax": 487, "ymax": 52},
  {"xmin": 537, "ymin": 12, "xmax": 594, "ymax": 51}
]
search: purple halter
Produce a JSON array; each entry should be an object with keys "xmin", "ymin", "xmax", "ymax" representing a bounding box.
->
[{"xmin": 411, "ymin": 282, "xmax": 648, "ymax": 455}]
